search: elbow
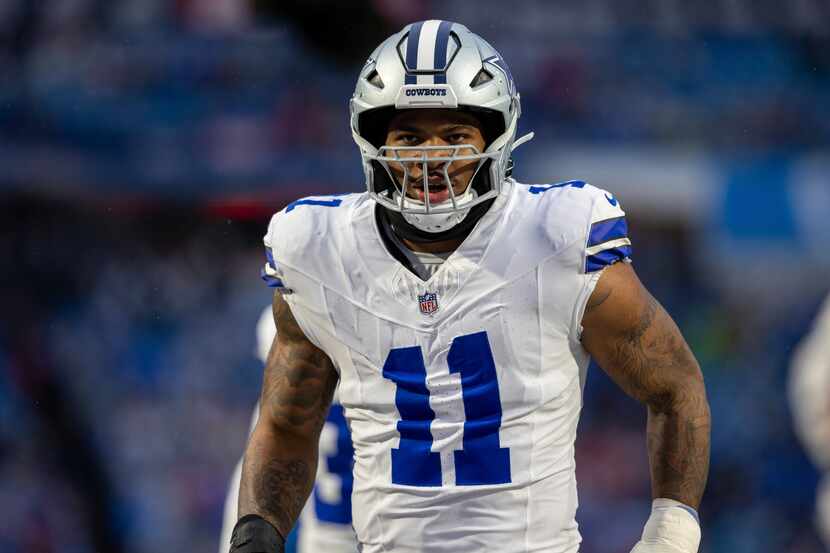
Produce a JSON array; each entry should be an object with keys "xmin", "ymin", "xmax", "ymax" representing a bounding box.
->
[
  {"xmin": 256, "ymin": 406, "xmax": 323, "ymax": 447},
  {"xmin": 648, "ymin": 373, "xmax": 711, "ymax": 425}
]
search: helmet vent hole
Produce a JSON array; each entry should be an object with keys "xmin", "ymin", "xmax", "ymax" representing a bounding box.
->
[
  {"xmin": 366, "ymin": 69, "xmax": 385, "ymax": 89},
  {"xmin": 470, "ymin": 68, "xmax": 493, "ymax": 88}
]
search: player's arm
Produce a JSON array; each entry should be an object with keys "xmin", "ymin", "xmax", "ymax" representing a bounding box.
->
[
  {"xmin": 232, "ymin": 292, "xmax": 339, "ymax": 552},
  {"xmin": 581, "ymin": 261, "xmax": 710, "ymax": 552}
]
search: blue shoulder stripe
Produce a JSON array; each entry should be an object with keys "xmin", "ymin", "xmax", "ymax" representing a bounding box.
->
[
  {"xmin": 285, "ymin": 198, "xmax": 343, "ymax": 213},
  {"xmin": 260, "ymin": 267, "xmax": 284, "ymax": 288},
  {"xmin": 528, "ymin": 180, "xmax": 586, "ymax": 194},
  {"xmin": 586, "ymin": 245, "xmax": 632, "ymax": 273},
  {"xmin": 262, "ymin": 247, "xmax": 284, "ymax": 287},
  {"xmin": 265, "ymin": 247, "xmax": 277, "ymax": 269},
  {"xmin": 588, "ymin": 216, "xmax": 628, "ymax": 247}
]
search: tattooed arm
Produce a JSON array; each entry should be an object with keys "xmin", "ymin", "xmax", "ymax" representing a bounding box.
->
[
  {"xmin": 237, "ymin": 291, "xmax": 339, "ymax": 539},
  {"xmin": 581, "ymin": 262, "xmax": 710, "ymax": 510}
]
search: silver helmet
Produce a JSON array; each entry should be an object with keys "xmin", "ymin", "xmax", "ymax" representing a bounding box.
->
[{"xmin": 350, "ymin": 20, "xmax": 533, "ymax": 236}]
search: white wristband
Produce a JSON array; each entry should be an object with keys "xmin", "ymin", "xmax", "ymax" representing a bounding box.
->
[{"xmin": 631, "ymin": 498, "xmax": 701, "ymax": 553}]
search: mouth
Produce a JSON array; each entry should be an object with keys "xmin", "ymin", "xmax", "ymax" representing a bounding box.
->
[{"xmin": 411, "ymin": 178, "xmax": 451, "ymax": 204}]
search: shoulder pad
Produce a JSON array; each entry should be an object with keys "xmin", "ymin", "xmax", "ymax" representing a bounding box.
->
[
  {"xmin": 517, "ymin": 180, "xmax": 631, "ymax": 273},
  {"xmin": 582, "ymin": 185, "xmax": 631, "ymax": 273},
  {"xmin": 262, "ymin": 193, "xmax": 365, "ymax": 288}
]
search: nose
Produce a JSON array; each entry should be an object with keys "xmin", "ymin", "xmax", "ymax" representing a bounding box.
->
[{"xmin": 421, "ymin": 137, "xmax": 452, "ymax": 170}]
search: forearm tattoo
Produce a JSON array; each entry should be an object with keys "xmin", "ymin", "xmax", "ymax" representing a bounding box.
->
[
  {"xmin": 647, "ymin": 405, "xmax": 710, "ymax": 509},
  {"xmin": 589, "ymin": 282, "xmax": 711, "ymax": 509},
  {"xmin": 239, "ymin": 293, "xmax": 338, "ymax": 535},
  {"xmin": 251, "ymin": 458, "xmax": 312, "ymax": 536},
  {"xmin": 621, "ymin": 294, "xmax": 710, "ymax": 508}
]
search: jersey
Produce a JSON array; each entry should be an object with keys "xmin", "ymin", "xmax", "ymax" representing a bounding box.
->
[
  {"xmin": 380, "ymin": 216, "xmax": 453, "ymax": 280},
  {"xmin": 218, "ymin": 306, "xmax": 358, "ymax": 553},
  {"xmin": 261, "ymin": 179, "xmax": 631, "ymax": 553}
]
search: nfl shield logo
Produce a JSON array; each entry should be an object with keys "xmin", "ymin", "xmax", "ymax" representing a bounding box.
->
[{"xmin": 417, "ymin": 291, "xmax": 439, "ymax": 315}]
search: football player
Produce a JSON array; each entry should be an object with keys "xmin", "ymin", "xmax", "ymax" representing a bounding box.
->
[
  {"xmin": 231, "ymin": 20, "xmax": 710, "ymax": 553},
  {"xmin": 220, "ymin": 306, "xmax": 357, "ymax": 553},
  {"xmin": 790, "ymin": 295, "xmax": 830, "ymax": 547}
]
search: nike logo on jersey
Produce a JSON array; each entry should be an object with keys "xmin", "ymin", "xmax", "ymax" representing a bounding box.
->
[{"xmin": 605, "ymin": 193, "xmax": 618, "ymax": 206}]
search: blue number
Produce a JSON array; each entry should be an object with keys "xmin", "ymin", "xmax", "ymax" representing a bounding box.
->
[
  {"xmin": 528, "ymin": 180, "xmax": 585, "ymax": 194},
  {"xmin": 448, "ymin": 332, "xmax": 511, "ymax": 485},
  {"xmin": 313, "ymin": 404, "xmax": 354, "ymax": 523},
  {"xmin": 382, "ymin": 331, "xmax": 511, "ymax": 487},
  {"xmin": 285, "ymin": 198, "xmax": 343, "ymax": 212},
  {"xmin": 382, "ymin": 346, "xmax": 442, "ymax": 486}
]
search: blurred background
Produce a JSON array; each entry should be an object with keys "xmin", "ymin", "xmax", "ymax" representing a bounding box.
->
[{"xmin": 2, "ymin": 1, "xmax": 829, "ymax": 552}]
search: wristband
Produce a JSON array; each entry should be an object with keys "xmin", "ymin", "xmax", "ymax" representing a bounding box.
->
[
  {"xmin": 229, "ymin": 514, "xmax": 285, "ymax": 553},
  {"xmin": 634, "ymin": 498, "xmax": 701, "ymax": 552},
  {"xmin": 655, "ymin": 498, "xmax": 699, "ymax": 525}
]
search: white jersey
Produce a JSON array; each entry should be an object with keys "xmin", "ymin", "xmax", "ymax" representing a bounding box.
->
[{"xmin": 262, "ymin": 179, "xmax": 631, "ymax": 553}]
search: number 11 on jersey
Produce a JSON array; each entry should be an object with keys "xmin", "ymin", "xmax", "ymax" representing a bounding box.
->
[{"xmin": 382, "ymin": 331, "xmax": 512, "ymax": 487}]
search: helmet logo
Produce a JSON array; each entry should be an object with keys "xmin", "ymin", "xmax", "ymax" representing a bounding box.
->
[{"xmin": 483, "ymin": 54, "xmax": 516, "ymax": 96}]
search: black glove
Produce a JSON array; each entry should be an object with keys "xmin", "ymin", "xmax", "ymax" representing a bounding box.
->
[{"xmin": 229, "ymin": 514, "xmax": 285, "ymax": 553}]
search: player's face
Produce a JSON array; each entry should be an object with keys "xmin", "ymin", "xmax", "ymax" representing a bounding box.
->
[{"xmin": 384, "ymin": 109, "xmax": 486, "ymax": 205}]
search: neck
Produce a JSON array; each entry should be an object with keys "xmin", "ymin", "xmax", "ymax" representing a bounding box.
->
[
  {"xmin": 379, "ymin": 196, "xmax": 496, "ymax": 254},
  {"xmin": 401, "ymin": 235, "xmax": 464, "ymax": 254}
]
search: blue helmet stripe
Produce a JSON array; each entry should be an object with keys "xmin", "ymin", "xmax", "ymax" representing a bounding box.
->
[
  {"xmin": 433, "ymin": 20, "xmax": 453, "ymax": 84},
  {"xmin": 404, "ymin": 21, "xmax": 424, "ymax": 85}
]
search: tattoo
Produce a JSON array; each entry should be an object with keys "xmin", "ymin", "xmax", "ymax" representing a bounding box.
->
[
  {"xmin": 583, "ymin": 267, "xmax": 710, "ymax": 508},
  {"xmin": 625, "ymin": 296, "xmax": 709, "ymax": 507},
  {"xmin": 647, "ymin": 410, "xmax": 710, "ymax": 509},
  {"xmin": 252, "ymin": 459, "xmax": 311, "ymax": 535},
  {"xmin": 238, "ymin": 292, "xmax": 338, "ymax": 535},
  {"xmin": 263, "ymin": 293, "xmax": 338, "ymax": 432},
  {"xmin": 610, "ymin": 293, "xmax": 682, "ymax": 411},
  {"xmin": 585, "ymin": 286, "xmax": 612, "ymax": 312}
]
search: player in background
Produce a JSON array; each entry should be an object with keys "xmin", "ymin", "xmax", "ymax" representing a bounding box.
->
[
  {"xmin": 219, "ymin": 306, "xmax": 357, "ymax": 553},
  {"xmin": 790, "ymin": 294, "xmax": 830, "ymax": 548},
  {"xmin": 231, "ymin": 20, "xmax": 710, "ymax": 553}
]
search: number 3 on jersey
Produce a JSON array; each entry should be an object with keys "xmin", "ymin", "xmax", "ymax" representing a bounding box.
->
[{"xmin": 382, "ymin": 331, "xmax": 511, "ymax": 487}]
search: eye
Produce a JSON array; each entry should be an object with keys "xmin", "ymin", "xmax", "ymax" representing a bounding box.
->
[
  {"xmin": 397, "ymin": 134, "xmax": 420, "ymax": 145},
  {"xmin": 447, "ymin": 133, "xmax": 469, "ymax": 143}
]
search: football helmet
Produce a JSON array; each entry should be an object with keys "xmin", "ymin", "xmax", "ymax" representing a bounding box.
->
[{"xmin": 350, "ymin": 20, "xmax": 533, "ymax": 240}]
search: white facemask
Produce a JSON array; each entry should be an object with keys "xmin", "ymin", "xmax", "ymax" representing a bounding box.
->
[{"xmin": 392, "ymin": 187, "xmax": 479, "ymax": 233}]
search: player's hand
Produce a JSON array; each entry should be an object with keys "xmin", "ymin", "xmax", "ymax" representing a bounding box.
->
[{"xmin": 629, "ymin": 499, "xmax": 701, "ymax": 553}]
